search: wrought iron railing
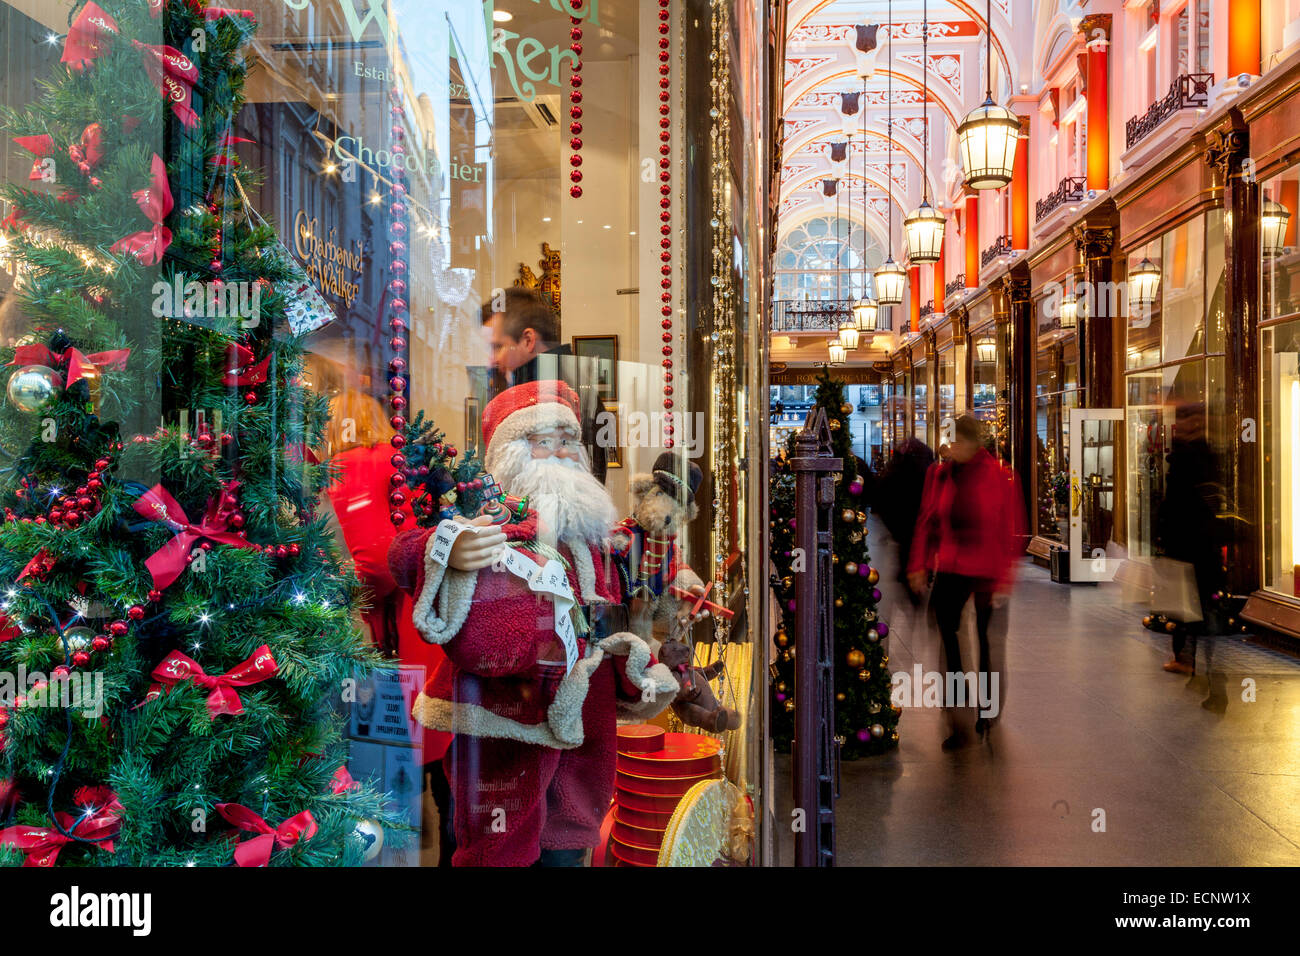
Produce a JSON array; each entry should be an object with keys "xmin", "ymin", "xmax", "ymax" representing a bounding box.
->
[
  {"xmin": 945, "ymin": 274, "xmax": 966, "ymax": 298},
  {"xmin": 1124, "ymin": 72, "xmax": 1213, "ymax": 151},
  {"xmin": 981, "ymin": 235, "xmax": 1012, "ymax": 268},
  {"xmin": 1035, "ymin": 175, "xmax": 1087, "ymax": 223},
  {"xmin": 919, "ymin": 300, "xmax": 935, "ymax": 320},
  {"xmin": 773, "ymin": 299, "xmax": 853, "ymax": 333}
]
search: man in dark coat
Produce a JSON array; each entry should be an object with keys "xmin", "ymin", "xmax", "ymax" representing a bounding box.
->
[
  {"xmin": 481, "ymin": 287, "xmax": 607, "ymax": 483},
  {"xmin": 876, "ymin": 437, "xmax": 936, "ymax": 603}
]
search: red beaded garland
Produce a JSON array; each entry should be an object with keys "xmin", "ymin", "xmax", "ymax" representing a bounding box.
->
[
  {"xmin": 388, "ymin": 84, "xmax": 412, "ymax": 527},
  {"xmin": 568, "ymin": 21, "xmax": 584, "ymax": 192}
]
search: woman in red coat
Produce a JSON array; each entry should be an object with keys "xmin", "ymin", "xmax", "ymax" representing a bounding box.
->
[{"xmin": 908, "ymin": 413, "xmax": 1024, "ymax": 746}]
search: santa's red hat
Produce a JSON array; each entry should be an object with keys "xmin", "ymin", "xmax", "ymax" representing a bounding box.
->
[{"xmin": 481, "ymin": 380, "xmax": 581, "ymax": 468}]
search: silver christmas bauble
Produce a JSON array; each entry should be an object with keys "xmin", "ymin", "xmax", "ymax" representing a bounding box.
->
[
  {"xmin": 870, "ymin": 723, "xmax": 885, "ymax": 738},
  {"xmin": 354, "ymin": 818, "xmax": 384, "ymax": 863},
  {"xmin": 867, "ymin": 628, "xmax": 880, "ymax": 643},
  {"xmin": 7, "ymin": 365, "xmax": 59, "ymax": 413},
  {"xmin": 62, "ymin": 625, "xmax": 96, "ymax": 652}
]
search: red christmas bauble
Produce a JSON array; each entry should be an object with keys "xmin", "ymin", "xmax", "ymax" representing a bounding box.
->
[{"xmin": 127, "ymin": 605, "xmax": 144, "ymax": 621}]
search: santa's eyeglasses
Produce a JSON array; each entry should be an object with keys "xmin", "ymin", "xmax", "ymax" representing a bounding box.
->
[{"xmin": 526, "ymin": 433, "xmax": 581, "ymax": 453}]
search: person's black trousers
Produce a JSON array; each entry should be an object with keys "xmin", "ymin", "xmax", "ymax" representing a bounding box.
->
[{"xmin": 930, "ymin": 571, "xmax": 995, "ymax": 681}]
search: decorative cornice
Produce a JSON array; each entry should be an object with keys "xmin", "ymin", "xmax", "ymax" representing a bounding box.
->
[
  {"xmin": 1204, "ymin": 123, "xmax": 1250, "ymax": 179},
  {"xmin": 1078, "ymin": 13, "xmax": 1112, "ymax": 46},
  {"xmin": 1071, "ymin": 224, "xmax": 1115, "ymax": 258}
]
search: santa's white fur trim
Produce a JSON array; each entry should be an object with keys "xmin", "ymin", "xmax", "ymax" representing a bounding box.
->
[
  {"xmin": 409, "ymin": 632, "xmax": 678, "ymax": 747},
  {"xmin": 410, "ymin": 525, "xmax": 479, "ymax": 645},
  {"xmin": 484, "ymin": 401, "xmax": 580, "ymax": 475}
]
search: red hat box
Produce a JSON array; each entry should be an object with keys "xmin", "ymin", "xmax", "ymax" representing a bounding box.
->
[
  {"xmin": 612, "ymin": 816, "xmax": 666, "ymax": 851},
  {"xmin": 615, "ymin": 768, "xmax": 718, "ymax": 798},
  {"xmin": 617, "ymin": 732, "xmax": 721, "ymax": 777},
  {"xmin": 614, "ymin": 786, "xmax": 684, "ymax": 814},
  {"xmin": 616, "ymin": 724, "xmax": 666, "ymax": 754},
  {"xmin": 614, "ymin": 804, "xmax": 675, "ymax": 831},
  {"xmin": 609, "ymin": 837, "xmax": 660, "ymax": 867}
]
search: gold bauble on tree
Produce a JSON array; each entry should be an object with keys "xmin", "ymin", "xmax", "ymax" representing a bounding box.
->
[
  {"xmin": 834, "ymin": 597, "xmax": 844, "ymax": 608},
  {"xmin": 857, "ymin": 669, "xmax": 870, "ymax": 682},
  {"xmin": 846, "ymin": 649, "xmax": 865, "ymax": 668},
  {"xmin": 828, "ymin": 418, "xmax": 840, "ymax": 431},
  {"xmin": 784, "ymin": 699, "xmax": 796, "ymax": 713},
  {"xmin": 856, "ymin": 511, "xmax": 867, "ymax": 524},
  {"xmin": 774, "ymin": 630, "xmax": 789, "ymax": 648},
  {"xmin": 844, "ymin": 561, "xmax": 858, "ymax": 576},
  {"xmin": 867, "ymin": 568, "xmax": 879, "ymax": 585},
  {"xmin": 840, "ymin": 402, "xmax": 853, "ymax": 415},
  {"xmin": 835, "ymin": 692, "xmax": 846, "ymax": 702},
  {"xmin": 841, "ymin": 508, "xmax": 856, "ymax": 523}
]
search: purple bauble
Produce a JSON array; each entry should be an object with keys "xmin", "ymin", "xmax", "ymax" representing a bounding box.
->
[
  {"xmin": 775, "ymin": 692, "xmax": 786, "ymax": 703},
  {"xmin": 876, "ymin": 621, "xmax": 889, "ymax": 639},
  {"xmin": 856, "ymin": 729, "xmax": 870, "ymax": 742},
  {"xmin": 871, "ymin": 588, "xmax": 882, "ymax": 602},
  {"xmin": 849, "ymin": 481, "xmax": 863, "ymax": 495},
  {"xmin": 857, "ymin": 563, "xmax": 870, "ymax": 577},
  {"xmin": 789, "ymin": 518, "xmax": 796, "ymax": 528},
  {"xmin": 787, "ymin": 600, "xmax": 796, "ymax": 612}
]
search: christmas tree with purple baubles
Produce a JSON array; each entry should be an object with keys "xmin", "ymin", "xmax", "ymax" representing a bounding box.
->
[{"xmin": 768, "ymin": 369, "xmax": 898, "ymax": 758}]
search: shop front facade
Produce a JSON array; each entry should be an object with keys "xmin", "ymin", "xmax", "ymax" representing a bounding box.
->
[{"xmin": 0, "ymin": 0, "xmax": 779, "ymax": 867}]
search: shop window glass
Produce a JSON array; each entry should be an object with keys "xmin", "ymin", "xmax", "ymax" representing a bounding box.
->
[
  {"xmin": 913, "ymin": 360, "xmax": 928, "ymax": 443},
  {"xmin": 1262, "ymin": 321, "xmax": 1300, "ymax": 597},
  {"xmin": 1263, "ymin": 166, "xmax": 1300, "ymax": 321},
  {"xmin": 1127, "ymin": 240, "xmax": 1163, "ymax": 368},
  {"xmin": 1161, "ymin": 217, "xmax": 1205, "ymax": 364},
  {"xmin": 938, "ymin": 347, "xmax": 955, "ymax": 435},
  {"xmin": 1205, "ymin": 207, "xmax": 1226, "ymax": 354}
]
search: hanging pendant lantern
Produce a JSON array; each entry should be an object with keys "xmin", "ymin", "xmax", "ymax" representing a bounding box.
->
[
  {"xmin": 875, "ymin": 256, "xmax": 907, "ymax": 305},
  {"xmin": 827, "ymin": 340, "xmax": 847, "ymax": 365},
  {"xmin": 904, "ymin": 200, "xmax": 946, "ymax": 264},
  {"xmin": 838, "ymin": 316, "xmax": 860, "ymax": 351},
  {"xmin": 974, "ymin": 334, "xmax": 997, "ymax": 364},
  {"xmin": 854, "ymin": 295, "xmax": 879, "ymax": 332},
  {"xmin": 1129, "ymin": 257, "xmax": 1161, "ymax": 309},
  {"xmin": 958, "ymin": 98, "xmax": 1020, "ymax": 190},
  {"xmin": 1059, "ymin": 288, "xmax": 1078, "ymax": 329},
  {"xmin": 1262, "ymin": 195, "xmax": 1291, "ymax": 259}
]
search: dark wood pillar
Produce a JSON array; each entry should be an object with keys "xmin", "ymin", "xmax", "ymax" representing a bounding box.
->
[
  {"xmin": 1073, "ymin": 224, "xmax": 1116, "ymax": 409},
  {"xmin": 1206, "ymin": 116, "xmax": 1261, "ymax": 595},
  {"xmin": 1005, "ymin": 270, "xmax": 1035, "ymax": 529},
  {"xmin": 925, "ymin": 330, "xmax": 940, "ymax": 448}
]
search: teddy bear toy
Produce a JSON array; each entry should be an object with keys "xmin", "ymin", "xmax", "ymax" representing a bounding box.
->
[
  {"xmin": 610, "ymin": 451, "xmax": 706, "ymax": 639},
  {"xmin": 657, "ymin": 639, "xmax": 742, "ymax": 732}
]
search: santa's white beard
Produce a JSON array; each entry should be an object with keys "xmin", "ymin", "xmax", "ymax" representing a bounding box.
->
[{"xmin": 490, "ymin": 439, "xmax": 619, "ymax": 549}]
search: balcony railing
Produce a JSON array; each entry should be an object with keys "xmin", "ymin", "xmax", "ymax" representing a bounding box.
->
[
  {"xmin": 772, "ymin": 298, "xmax": 853, "ymax": 333},
  {"xmin": 981, "ymin": 235, "xmax": 1012, "ymax": 268},
  {"xmin": 1035, "ymin": 175, "xmax": 1087, "ymax": 223},
  {"xmin": 1124, "ymin": 72, "xmax": 1213, "ymax": 151},
  {"xmin": 945, "ymin": 274, "xmax": 966, "ymax": 298},
  {"xmin": 919, "ymin": 300, "xmax": 935, "ymax": 320}
]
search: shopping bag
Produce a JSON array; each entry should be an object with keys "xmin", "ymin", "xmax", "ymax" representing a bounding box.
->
[{"xmin": 1150, "ymin": 557, "xmax": 1203, "ymax": 624}]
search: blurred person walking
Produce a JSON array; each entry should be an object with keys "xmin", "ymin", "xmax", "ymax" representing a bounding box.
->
[
  {"xmin": 908, "ymin": 414, "xmax": 1023, "ymax": 748},
  {"xmin": 1154, "ymin": 401, "xmax": 1225, "ymax": 675},
  {"xmin": 876, "ymin": 437, "xmax": 935, "ymax": 604}
]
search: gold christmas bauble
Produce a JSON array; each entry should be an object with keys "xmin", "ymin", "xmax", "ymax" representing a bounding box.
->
[
  {"xmin": 774, "ymin": 630, "xmax": 789, "ymax": 648},
  {"xmin": 784, "ymin": 698, "xmax": 796, "ymax": 713},
  {"xmin": 6, "ymin": 365, "xmax": 59, "ymax": 413},
  {"xmin": 835, "ymin": 692, "xmax": 846, "ymax": 702},
  {"xmin": 856, "ymin": 511, "xmax": 867, "ymax": 524},
  {"xmin": 781, "ymin": 649, "xmax": 791, "ymax": 662},
  {"xmin": 844, "ymin": 562, "xmax": 858, "ymax": 576},
  {"xmin": 840, "ymin": 402, "xmax": 853, "ymax": 415},
  {"xmin": 834, "ymin": 597, "xmax": 844, "ymax": 608},
  {"xmin": 846, "ymin": 649, "xmax": 865, "ymax": 668},
  {"xmin": 857, "ymin": 669, "xmax": 869, "ymax": 682},
  {"xmin": 1142, "ymin": 615, "xmax": 1153, "ymax": 628},
  {"xmin": 1165, "ymin": 621, "xmax": 1177, "ymax": 633},
  {"xmin": 867, "ymin": 568, "xmax": 879, "ymax": 586},
  {"xmin": 841, "ymin": 508, "xmax": 856, "ymax": 523},
  {"xmin": 881, "ymin": 655, "xmax": 889, "ymax": 664},
  {"xmin": 781, "ymin": 576, "xmax": 792, "ymax": 588},
  {"xmin": 828, "ymin": 418, "xmax": 840, "ymax": 430},
  {"xmin": 787, "ymin": 646, "xmax": 796, "ymax": 660},
  {"xmin": 775, "ymin": 681, "xmax": 786, "ymax": 694}
]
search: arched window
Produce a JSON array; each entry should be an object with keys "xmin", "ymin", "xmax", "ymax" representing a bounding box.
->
[{"xmin": 774, "ymin": 216, "xmax": 882, "ymax": 302}]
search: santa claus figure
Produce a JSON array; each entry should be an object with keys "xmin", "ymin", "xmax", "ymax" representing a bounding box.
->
[{"xmin": 389, "ymin": 380, "xmax": 681, "ymax": 866}]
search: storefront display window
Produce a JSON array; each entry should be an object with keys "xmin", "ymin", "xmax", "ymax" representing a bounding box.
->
[
  {"xmin": 1034, "ymin": 334, "xmax": 1079, "ymax": 542},
  {"xmin": 913, "ymin": 359, "xmax": 929, "ymax": 443},
  {"xmin": 0, "ymin": 0, "xmax": 767, "ymax": 869},
  {"xmin": 1263, "ymin": 319, "xmax": 1300, "ymax": 597},
  {"xmin": 938, "ymin": 346, "xmax": 955, "ymax": 437},
  {"xmin": 1262, "ymin": 167, "xmax": 1300, "ymax": 321}
]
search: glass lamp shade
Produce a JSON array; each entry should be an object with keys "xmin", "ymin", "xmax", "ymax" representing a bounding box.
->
[
  {"xmin": 853, "ymin": 295, "xmax": 879, "ymax": 332},
  {"xmin": 1059, "ymin": 291, "xmax": 1078, "ymax": 329},
  {"xmin": 957, "ymin": 98, "xmax": 1021, "ymax": 190},
  {"xmin": 838, "ymin": 317, "xmax": 860, "ymax": 351},
  {"xmin": 1262, "ymin": 196, "xmax": 1291, "ymax": 258},
  {"xmin": 974, "ymin": 335, "xmax": 997, "ymax": 364},
  {"xmin": 903, "ymin": 200, "xmax": 946, "ymax": 264},
  {"xmin": 1129, "ymin": 257, "xmax": 1161, "ymax": 309},
  {"xmin": 827, "ymin": 340, "xmax": 847, "ymax": 365},
  {"xmin": 874, "ymin": 257, "xmax": 907, "ymax": 305}
]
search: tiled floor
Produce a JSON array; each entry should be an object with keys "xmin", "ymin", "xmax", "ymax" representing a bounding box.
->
[{"xmin": 775, "ymin": 517, "xmax": 1300, "ymax": 866}]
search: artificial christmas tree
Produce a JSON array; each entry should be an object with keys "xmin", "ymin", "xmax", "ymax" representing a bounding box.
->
[
  {"xmin": 769, "ymin": 370, "xmax": 898, "ymax": 758},
  {"xmin": 0, "ymin": 0, "xmax": 399, "ymax": 865}
]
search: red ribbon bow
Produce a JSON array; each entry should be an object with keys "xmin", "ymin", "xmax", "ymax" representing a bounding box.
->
[
  {"xmin": 0, "ymin": 788, "xmax": 121, "ymax": 867},
  {"xmin": 329, "ymin": 766, "xmax": 359, "ymax": 794},
  {"xmin": 132, "ymin": 482, "xmax": 257, "ymax": 589},
  {"xmin": 144, "ymin": 645, "xmax": 279, "ymax": 718},
  {"xmin": 205, "ymin": 6, "xmax": 257, "ymax": 19},
  {"xmin": 223, "ymin": 343, "xmax": 270, "ymax": 386},
  {"xmin": 8, "ymin": 343, "xmax": 129, "ymax": 388},
  {"xmin": 110, "ymin": 153, "xmax": 173, "ymax": 264},
  {"xmin": 68, "ymin": 123, "xmax": 105, "ymax": 175},
  {"xmin": 60, "ymin": 2, "xmax": 119, "ymax": 74},
  {"xmin": 131, "ymin": 40, "xmax": 200, "ymax": 129},
  {"xmin": 215, "ymin": 803, "xmax": 317, "ymax": 867},
  {"xmin": 13, "ymin": 134, "xmax": 55, "ymax": 181}
]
